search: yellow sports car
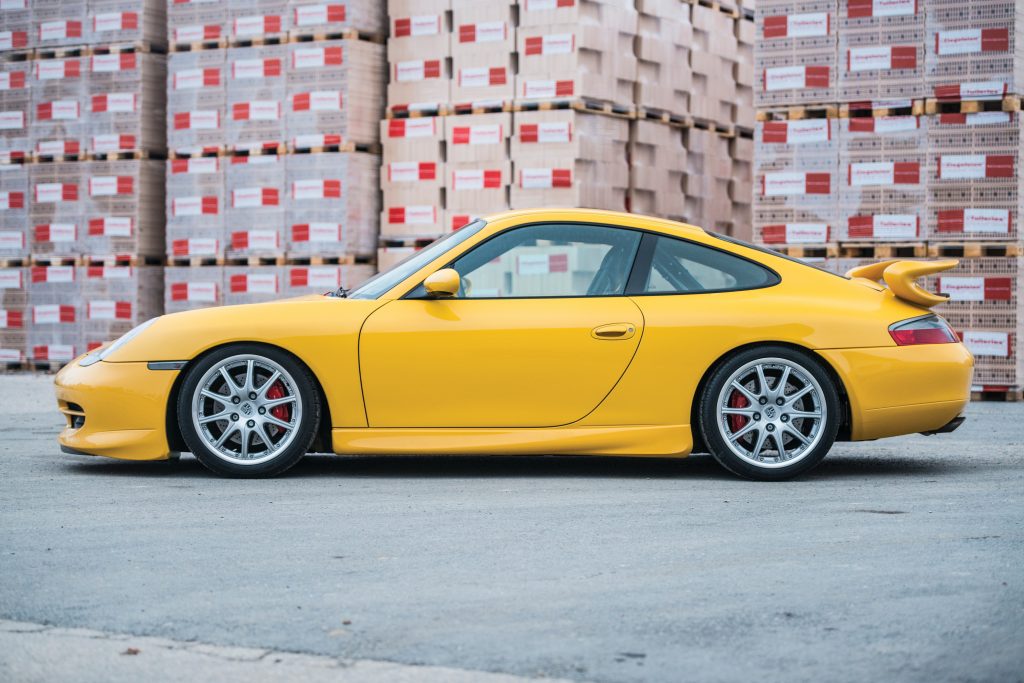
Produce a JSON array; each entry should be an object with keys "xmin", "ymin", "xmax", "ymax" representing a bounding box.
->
[{"xmin": 54, "ymin": 209, "xmax": 973, "ymax": 480}]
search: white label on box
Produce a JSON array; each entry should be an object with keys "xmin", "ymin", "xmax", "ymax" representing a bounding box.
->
[
  {"xmin": 184, "ymin": 110, "xmax": 219, "ymax": 129},
  {"xmin": 34, "ymin": 304, "xmax": 65, "ymax": 325},
  {"xmin": 36, "ymin": 60, "xmax": 72, "ymax": 80},
  {"xmin": 0, "ymin": 0, "xmax": 28, "ymax": 9},
  {"xmin": 406, "ymin": 15, "xmax": 440, "ymax": 36},
  {"xmin": 307, "ymin": 266, "xmax": 341, "ymax": 288},
  {"xmin": 232, "ymin": 187, "xmax": 268, "ymax": 207},
  {"xmin": 308, "ymin": 223, "xmax": 342, "ymax": 242},
  {"xmin": 963, "ymin": 209, "xmax": 1010, "ymax": 233},
  {"xmin": 36, "ymin": 140, "xmax": 75, "ymax": 155},
  {"xmin": 848, "ymin": 46, "xmax": 894, "ymax": 72},
  {"xmin": 471, "ymin": 22, "xmax": 506, "ymax": 43},
  {"xmin": 0, "ymin": 231, "xmax": 24, "ymax": 249},
  {"xmin": 787, "ymin": 13, "xmax": 829, "ymax": 37},
  {"xmin": 173, "ymin": 196, "xmax": 205, "ymax": 216},
  {"xmin": 43, "ymin": 266, "xmax": 74, "ymax": 283},
  {"xmin": 292, "ymin": 47, "xmax": 335, "ymax": 70},
  {"xmin": 516, "ymin": 253, "xmax": 552, "ymax": 275},
  {"xmin": 183, "ymin": 158, "xmax": 218, "ymax": 174},
  {"xmin": 49, "ymin": 100, "xmax": 79, "ymax": 120},
  {"xmin": 523, "ymin": 0, "xmax": 562, "ymax": 10},
  {"xmin": 0, "ymin": 192, "xmax": 20, "ymax": 210},
  {"xmin": 396, "ymin": 118, "xmax": 435, "ymax": 138},
  {"xmin": 401, "ymin": 206, "xmax": 435, "ymax": 224},
  {"xmin": 88, "ymin": 300, "xmax": 119, "ymax": 320},
  {"xmin": 785, "ymin": 119, "xmax": 830, "ymax": 143},
  {"xmin": 0, "ymin": 111, "xmax": 23, "ymax": 129},
  {"xmin": 522, "ymin": 80, "xmax": 558, "ymax": 98},
  {"xmin": 938, "ymin": 155, "xmax": 986, "ymax": 179},
  {"xmin": 452, "ymin": 169, "xmax": 486, "ymax": 191},
  {"xmin": 46, "ymin": 223, "xmax": 76, "ymax": 241},
  {"xmin": 93, "ymin": 13, "xmax": 128, "ymax": 33},
  {"xmin": 938, "ymin": 277, "xmax": 985, "ymax": 302},
  {"xmin": 959, "ymin": 82, "xmax": 1006, "ymax": 100},
  {"xmin": 936, "ymin": 29, "xmax": 982, "ymax": 56},
  {"xmin": 174, "ymin": 68, "xmax": 210, "ymax": 90},
  {"xmin": 539, "ymin": 33, "xmax": 574, "ymax": 54},
  {"xmin": 92, "ymin": 54, "xmax": 132, "ymax": 73},
  {"xmin": 870, "ymin": 0, "xmax": 915, "ymax": 16},
  {"xmin": 537, "ymin": 122, "xmax": 571, "ymax": 143},
  {"xmin": 184, "ymin": 238, "xmax": 218, "ymax": 255},
  {"xmin": 464, "ymin": 124, "xmax": 501, "ymax": 145},
  {"xmin": 459, "ymin": 67, "xmax": 493, "ymax": 88},
  {"xmin": 39, "ymin": 21, "xmax": 74, "ymax": 41},
  {"xmin": 42, "ymin": 345, "xmax": 74, "ymax": 360},
  {"xmin": 388, "ymin": 161, "xmax": 422, "ymax": 183},
  {"xmin": 850, "ymin": 162, "xmax": 895, "ymax": 186},
  {"xmin": 35, "ymin": 184, "xmax": 69, "ymax": 203},
  {"xmin": 185, "ymin": 281, "xmax": 217, "ymax": 302},
  {"xmin": 235, "ymin": 15, "xmax": 270, "ymax": 37},
  {"xmin": 0, "ymin": 349, "xmax": 21, "ymax": 362},
  {"xmin": 762, "ymin": 172, "xmax": 807, "ymax": 196},
  {"xmin": 243, "ymin": 101, "xmax": 280, "ymax": 120},
  {"xmin": 292, "ymin": 179, "xmax": 336, "ymax": 199},
  {"xmin": 872, "ymin": 214, "xmax": 918, "ymax": 239},
  {"xmin": 91, "ymin": 135, "xmax": 127, "ymax": 152},
  {"xmin": 94, "ymin": 217, "xmax": 133, "ymax": 236},
  {"xmin": 962, "ymin": 331, "xmax": 1009, "ymax": 357},
  {"xmin": 309, "ymin": 91, "xmax": 342, "ymax": 111},
  {"xmin": 294, "ymin": 5, "xmax": 336, "ymax": 26},
  {"xmin": 102, "ymin": 93, "xmax": 136, "ymax": 112},
  {"xmin": 963, "ymin": 112, "xmax": 1011, "ymax": 126},
  {"xmin": 395, "ymin": 60, "xmax": 430, "ymax": 82},
  {"xmin": 248, "ymin": 230, "xmax": 279, "ymax": 250},
  {"xmin": 0, "ymin": 270, "xmax": 22, "ymax": 288},
  {"xmin": 784, "ymin": 224, "xmax": 829, "ymax": 243},
  {"xmin": 245, "ymin": 273, "xmax": 277, "ymax": 293},
  {"xmin": 764, "ymin": 66, "xmax": 806, "ymax": 91},
  {"xmin": 233, "ymin": 59, "xmax": 276, "ymax": 80},
  {"xmin": 174, "ymin": 24, "xmax": 212, "ymax": 43},
  {"xmin": 89, "ymin": 177, "xmax": 122, "ymax": 196},
  {"xmin": 873, "ymin": 116, "xmax": 918, "ymax": 133}
]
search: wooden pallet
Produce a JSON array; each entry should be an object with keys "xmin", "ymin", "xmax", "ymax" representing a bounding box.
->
[
  {"xmin": 80, "ymin": 254, "xmax": 164, "ymax": 267},
  {"xmin": 839, "ymin": 100, "xmax": 926, "ymax": 118},
  {"xmin": 386, "ymin": 104, "xmax": 450, "ymax": 119},
  {"xmin": 227, "ymin": 144, "xmax": 287, "ymax": 157},
  {"xmin": 88, "ymin": 42, "xmax": 164, "ymax": 56},
  {"xmin": 31, "ymin": 153, "xmax": 86, "ymax": 163},
  {"xmin": 972, "ymin": 388, "xmax": 1023, "ymax": 402},
  {"xmin": 449, "ymin": 100, "xmax": 511, "ymax": 116},
  {"xmin": 284, "ymin": 254, "xmax": 372, "ymax": 266},
  {"xmin": 512, "ymin": 98, "xmax": 636, "ymax": 120},
  {"xmin": 29, "ymin": 360, "xmax": 68, "ymax": 373},
  {"xmin": 30, "ymin": 255, "xmax": 78, "ymax": 266},
  {"xmin": 687, "ymin": 0, "xmax": 741, "ymax": 19},
  {"xmin": 0, "ymin": 257, "xmax": 28, "ymax": 267},
  {"xmin": 88, "ymin": 150, "xmax": 166, "ymax": 162},
  {"xmin": 839, "ymin": 242, "xmax": 928, "ymax": 259},
  {"xmin": 928, "ymin": 242, "xmax": 1021, "ymax": 259},
  {"xmin": 692, "ymin": 117, "xmax": 735, "ymax": 138},
  {"xmin": 224, "ymin": 255, "xmax": 287, "ymax": 267},
  {"xmin": 763, "ymin": 244, "xmax": 840, "ymax": 259},
  {"xmin": 0, "ymin": 49, "xmax": 32, "ymax": 63},
  {"xmin": 169, "ymin": 38, "xmax": 228, "ymax": 53},
  {"xmin": 227, "ymin": 34, "xmax": 289, "ymax": 49},
  {"xmin": 168, "ymin": 147, "xmax": 226, "ymax": 159},
  {"xmin": 287, "ymin": 141, "xmax": 381, "ymax": 155},
  {"xmin": 32, "ymin": 45, "xmax": 86, "ymax": 60},
  {"xmin": 637, "ymin": 107, "xmax": 692, "ymax": 128},
  {"xmin": 288, "ymin": 28, "xmax": 385, "ymax": 44},
  {"xmin": 0, "ymin": 361, "xmax": 30, "ymax": 374},
  {"xmin": 756, "ymin": 104, "xmax": 839, "ymax": 122},
  {"xmin": 925, "ymin": 94, "xmax": 1021, "ymax": 115},
  {"xmin": 166, "ymin": 256, "xmax": 224, "ymax": 267}
]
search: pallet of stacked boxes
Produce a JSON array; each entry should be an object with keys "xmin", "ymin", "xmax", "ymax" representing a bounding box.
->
[
  {"xmin": 839, "ymin": 112, "xmax": 927, "ymax": 248},
  {"xmin": 735, "ymin": 13, "xmax": 755, "ymax": 133},
  {"xmin": 227, "ymin": 0, "xmax": 289, "ymax": 47},
  {"xmin": 167, "ymin": 0, "xmax": 227, "ymax": 50},
  {"xmin": 0, "ymin": 1, "xmax": 31, "ymax": 52},
  {"xmin": 685, "ymin": 127, "xmax": 736, "ymax": 235},
  {"xmin": 33, "ymin": 0, "xmax": 86, "ymax": 50},
  {"xmin": 86, "ymin": 49, "xmax": 166, "ymax": 157},
  {"xmin": 27, "ymin": 263, "xmax": 77, "ymax": 366},
  {"xmin": 730, "ymin": 133, "xmax": 754, "ymax": 240},
  {"xmin": 285, "ymin": 151, "xmax": 379, "ymax": 260},
  {"xmin": 509, "ymin": 107, "xmax": 630, "ymax": 212},
  {"xmin": 83, "ymin": 159, "xmax": 164, "ymax": 262},
  {"xmin": 0, "ymin": 266, "xmax": 26, "ymax": 365},
  {"xmin": 286, "ymin": 39, "xmax": 384, "ymax": 151},
  {"xmin": 31, "ymin": 54, "xmax": 85, "ymax": 160},
  {"xmin": 837, "ymin": 0, "xmax": 926, "ymax": 103},
  {"xmin": 930, "ymin": 256, "xmax": 1023, "ymax": 394},
  {"xmin": 628, "ymin": 118, "xmax": 686, "ymax": 221},
  {"xmin": 379, "ymin": 116, "xmax": 446, "ymax": 242},
  {"xmin": 166, "ymin": 156, "xmax": 224, "ymax": 263},
  {"xmin": 284, "ymin": 262, "xmax": 374, "ymax": 296},
  {"xmin": 925, "ymin": 0, "xmax": 1023, "ymax": 106},
  {"xmin": 691, "ymin": 4, "xmax": 738, "ymax": 130},
  {"xmin": 450, "ymin": 0, "xmax": 513, "ymax": 112},
  {"xmin": 87, "ymin": 0, "xmax": 167, "ymax": 49},
  {"xmin": 927, "ymin": 111, "xmax": 1019, "ymax": 244},
  {"xmin": 445, "ymin": 112, "xmax": 510, "ymax": 230},
  {"xmin": 515, "ymin": 0, "xmax": 636, "ymax": 110},
  {"xmin": 164, "ymin": 264, "xmax": 222, "ymax": 313},
  {"xmin": 753, "ymin": 117, "xmax": 839, "ymax": 253},
  {"xmin": 755, "ymin": 0, "xmax": 837, "ymax": 110},
  {"xmin": 0, "ymin": 56, "xmax": 31, "ymax": 162},
  {"xmin": 78, "ymin": 264, "xmax": 162, "ymax": 352},
  {"xmin": 634, "ymin": 0, "xmax": 692, "ymax": 119},
  {"xmin": 226, "ymin": 45, "xmax": 287, "ymax": 154},
  {"xmin": 167, "ymin": 49, "xmax": 225, "ymax": 155},
  {"xmin": 225, "ymin": 154, "xmax": 284, "ymax": 262},
  {"xmin": 287, "ymin": 0, "xmax": 386, "ymax": 42},
  {"xmin": 29, "ymin": 161, "xmax": 81, "ymax": 258},
  {"xmin": 0, "ymin": 162, "xmax": 28, "ymax": 262},
  {"xmin": 386, "ymin": 0, "xmax": 449, "ymax": 116},
  {"xmin": 223, "ymin": 265, "xmax": 282, "ymax": 304}
]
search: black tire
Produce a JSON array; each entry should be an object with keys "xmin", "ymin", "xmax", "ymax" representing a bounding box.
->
[
  {"xmin": 176, "ymin": 344, "xmax": 320, "ymax": 478},
  {"xmin": 698, "ymin": 345, "xmax": 840, "ymax": 481}
]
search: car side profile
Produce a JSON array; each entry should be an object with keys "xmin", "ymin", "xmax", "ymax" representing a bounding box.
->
[{"xmin": 54, "ymin": 209, "xmax": 973, "ymax": 480}]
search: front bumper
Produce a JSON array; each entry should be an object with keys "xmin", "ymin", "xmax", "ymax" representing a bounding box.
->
[{"xmin": 54, "ymin": 357, "xmax": 179, "ymax": 461}]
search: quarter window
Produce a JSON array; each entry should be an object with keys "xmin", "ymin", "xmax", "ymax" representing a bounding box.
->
[{"xmin": 638, "ymin": 235, "xmax": 778, "ymax": 294}]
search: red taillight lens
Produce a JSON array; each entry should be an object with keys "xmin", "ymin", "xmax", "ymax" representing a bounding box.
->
[{"xmin": 889, "ymin": 315, "xmax": 958, "ymax": 346}]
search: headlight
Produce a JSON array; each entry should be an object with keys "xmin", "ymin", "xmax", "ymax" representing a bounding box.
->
[{"xmin": 79, "ymin": 318, "xmax": 159, "ymax": 367}]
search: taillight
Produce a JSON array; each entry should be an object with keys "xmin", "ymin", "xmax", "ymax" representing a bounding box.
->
[{"xmin": 889, "ymin": 315, "xmax": 958, "ymax": 346}]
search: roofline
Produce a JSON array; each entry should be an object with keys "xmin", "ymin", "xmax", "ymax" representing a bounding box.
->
[{"xmin": 478, "ymin": 208, "xmax": 707, "ymax": 236}]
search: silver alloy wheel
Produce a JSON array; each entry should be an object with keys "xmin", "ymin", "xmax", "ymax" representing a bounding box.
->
[
  {"xmin": 191, "ymin": 354, "xmax": 302, "ymax": 466},
  {"xmin": 715, "ymin": 357, "xmax": 827, "ymax": 469}
]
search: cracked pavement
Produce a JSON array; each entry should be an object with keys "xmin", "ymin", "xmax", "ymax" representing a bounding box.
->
[{"xmin": 1, "ymin": 373, "xmax": 1023, "ymax": 682}]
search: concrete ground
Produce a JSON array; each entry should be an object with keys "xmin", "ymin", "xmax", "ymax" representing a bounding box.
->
[{"xmin": 0, "ymin": 372, "xmax": 1022, "ymax": 683}]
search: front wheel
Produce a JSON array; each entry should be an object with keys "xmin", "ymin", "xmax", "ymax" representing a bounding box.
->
[
  {"xmin": 698, "ymin": 346, "xmax": 840, "ymax": 481},
  {"xmin": 177, "ymin": 345, "xmax": 320, "ymax": 477}
]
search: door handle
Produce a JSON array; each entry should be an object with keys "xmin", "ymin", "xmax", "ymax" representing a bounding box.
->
[{"xmin": 591, "ymin": 323, "xmax": 637, "ymax": 340}]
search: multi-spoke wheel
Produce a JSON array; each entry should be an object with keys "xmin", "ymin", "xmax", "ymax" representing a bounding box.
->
[
  {"xmin": 177, "ymin": 345, "xmax": 320, "ymax": 477},
  {"xmin": 699, "ymin": 346, "xmax": 840, "ymax": 480}
]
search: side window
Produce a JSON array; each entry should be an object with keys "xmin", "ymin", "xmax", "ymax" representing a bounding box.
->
[
  {"xmin": 428, "ymin": 224, "xmax": 641, "ymax": 298},
  {"xmin": 640, "ymin": 235, "xmax": 778, "ymax": 294}
]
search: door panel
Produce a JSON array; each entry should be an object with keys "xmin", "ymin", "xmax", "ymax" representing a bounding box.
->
[{"xmin": 359, "ymin": 298, "xmax": 645, "ymax": 428}]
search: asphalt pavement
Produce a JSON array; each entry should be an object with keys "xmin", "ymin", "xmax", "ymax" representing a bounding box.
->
[{"xmin": 1, "ymin": 373, "xmax": 1022, "ymax": 683}]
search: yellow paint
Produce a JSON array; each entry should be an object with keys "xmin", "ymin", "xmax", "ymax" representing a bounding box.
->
[
  {"xmin": 845, "ymin": 259, "xmax": 958, "ymax": 308},
  {"xmin": 54, "ymin": 208, "xmax": 974, "ymax": 462}
]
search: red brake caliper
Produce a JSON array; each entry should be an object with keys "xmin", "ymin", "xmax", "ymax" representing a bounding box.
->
[
  {"xmin": 728, "ymin": 389, "xmax": 748, "ymax": 433},
  {"xmin": 265, "ymin": 381, "xmax": 290, "ymax": 424}
]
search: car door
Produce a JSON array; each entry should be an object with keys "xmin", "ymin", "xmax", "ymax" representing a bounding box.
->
[{"xmin": 359, "ymin": 223, "xmax": 647, "ymax": 428}]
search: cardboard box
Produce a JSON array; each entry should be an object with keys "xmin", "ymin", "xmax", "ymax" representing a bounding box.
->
[
  {"xmin": 167, "ymin": 49, "xmax": 226, "ymax": 154},
  {"xmin": 225, "ymin": 154, "xmax": 285, "ymax": 258}
]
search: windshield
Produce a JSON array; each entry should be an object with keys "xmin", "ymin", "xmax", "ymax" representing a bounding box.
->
[{"xmin": 348, "ymin": 219, "xmax": 488, "ymax": 299}]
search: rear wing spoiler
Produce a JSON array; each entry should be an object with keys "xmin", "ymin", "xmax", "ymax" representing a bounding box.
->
[{"xmin": 845, "ymin": 259, "xmax": 958, "ymax": 308}]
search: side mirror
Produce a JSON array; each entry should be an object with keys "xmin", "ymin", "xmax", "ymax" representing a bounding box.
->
[{"xmin": 423, "ymin": 268, "xmax": 460, "ymax": 298}]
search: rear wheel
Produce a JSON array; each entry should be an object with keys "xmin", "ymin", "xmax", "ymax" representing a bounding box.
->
[
  {"xmin": 177, "ymin": 345, "xmax": 320, "ymax": 477},
  {"xmin": 698, "ymin": 346, "xmax": 840, "ymax": 481}
]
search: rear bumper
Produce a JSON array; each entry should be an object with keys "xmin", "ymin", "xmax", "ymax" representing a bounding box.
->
[
  {"xmin": 818, "ymin": 343, "xmax": 973, "ymax": 441},
  {"xmin": 920, "ymin": 415, "xmax": 966, "ymax": 435},
  {"xmin": 54, "ymin": 358, "xmax": 177, "ymax": 461}
]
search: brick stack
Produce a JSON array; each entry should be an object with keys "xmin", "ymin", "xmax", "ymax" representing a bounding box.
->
[
  {"xmin": 165, "ymin": 1, "xmax": 384, "ymax": 314},
  {"xmin": 755, "ymin": 0, "xmax": 837, "ymax": 110},
  {"xmin": 753, "ymin": 0, "xmax": 1024, "ymax": 397}
]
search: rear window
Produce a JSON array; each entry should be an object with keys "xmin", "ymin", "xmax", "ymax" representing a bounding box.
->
[{"xmin": 708, "ymin": 232, "xmax": 849, "ymax": 280}]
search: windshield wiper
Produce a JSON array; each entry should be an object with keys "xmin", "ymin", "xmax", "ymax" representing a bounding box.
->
[{"xmin": 328, "ymin": 287, "xmax": 348, "ymax": 298}]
